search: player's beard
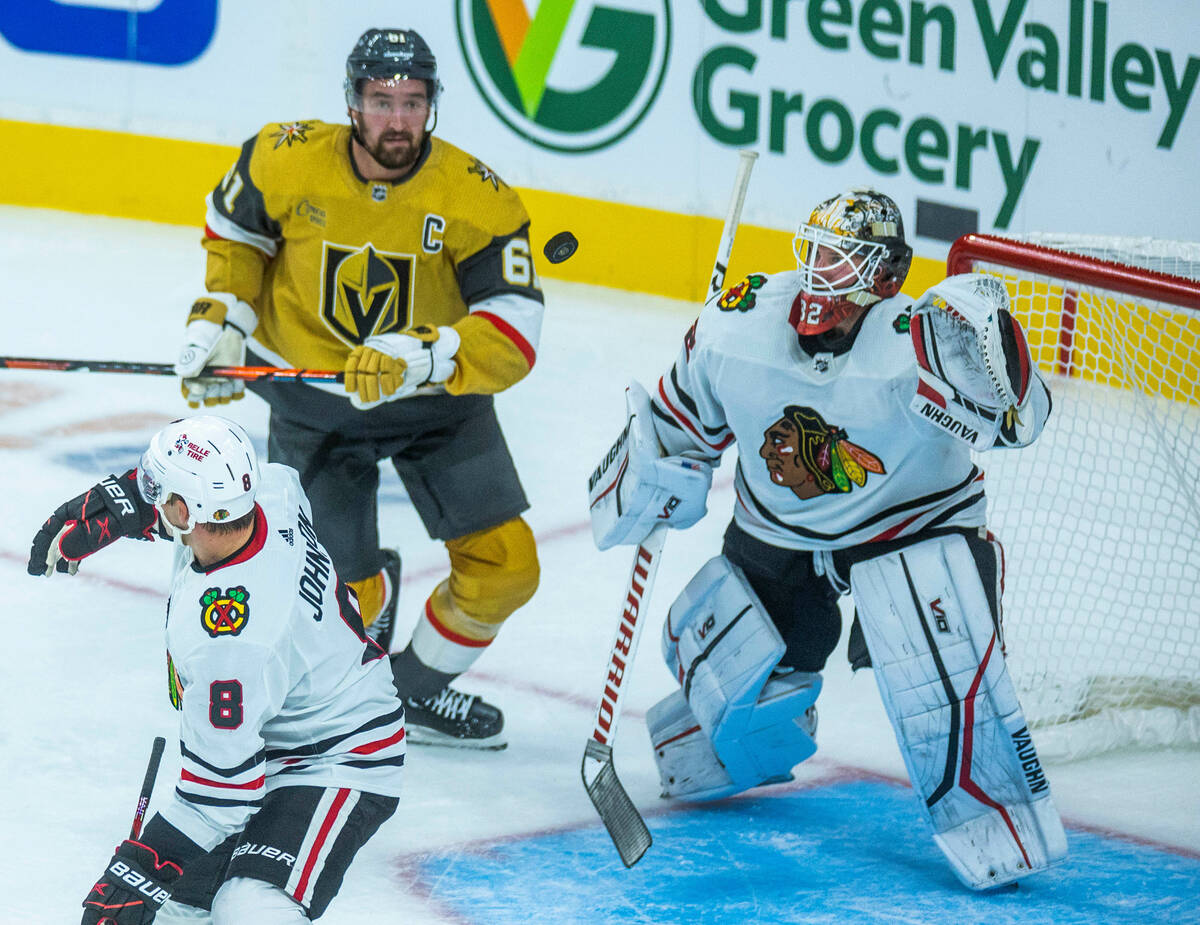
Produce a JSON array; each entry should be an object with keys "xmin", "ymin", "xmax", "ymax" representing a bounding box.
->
[{"xmin": 362, "ymin": 127, "xmax": 423, "ymax": 172}]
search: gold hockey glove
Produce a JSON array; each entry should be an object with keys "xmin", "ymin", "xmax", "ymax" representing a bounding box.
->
[{"xmin": 344, "ymin": 325, "xmax": 461, "ymax": 410}]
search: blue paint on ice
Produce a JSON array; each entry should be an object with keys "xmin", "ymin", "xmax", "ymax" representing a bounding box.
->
[{"xmin": 410, "ymin": 779, "xmax": 1200, "ymax": 924}]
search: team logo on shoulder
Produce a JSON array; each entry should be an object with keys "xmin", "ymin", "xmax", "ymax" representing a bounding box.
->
[
  {"xmin": 718, "ymin": 274, "xmax": 766, "ymax": 312},
  {"xmin": 200, "ymin": 586, "xmax": 250, "ymax": 638},
  {"xmin": 467, "ymin": 158, "xmax": 502, "ymax": 191},
  {"xmin": 893, "ymin": 311, "xmax": 911, "ymax": 334},
  {"xmin": 320, "ymin": 242, "xmax": 414, "ymax": 344},
  {"xmin": 760, "ymin": 406, "xmax": 885, "ymax": 500},
  {"xmin": 270, "ymin": 121, "xmax": 312, "ymax": 148}
]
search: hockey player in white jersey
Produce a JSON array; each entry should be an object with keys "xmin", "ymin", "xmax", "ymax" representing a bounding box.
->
[
  {"xmin": 28, "ymin": 416, "xmax": 405, "ymax": 923},
  {"xmin": 587, "ymin": 188, "xmax": 1066, "ymax": 889}
]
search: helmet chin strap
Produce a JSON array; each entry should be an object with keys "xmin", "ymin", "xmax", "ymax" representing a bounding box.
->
[{"xmin": 155, "ymin": 501, "xmax": 196, "ymax": 539}]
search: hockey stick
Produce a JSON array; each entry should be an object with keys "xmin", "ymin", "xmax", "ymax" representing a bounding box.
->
[
  {"xmin": 130, "ymin": 736, "xmax": 167, "ymax": 840},
  {"xmin": 581, "ymin": 150, "xmax": 758, "ymax": 868},
  {"xmin": 0, "ymin": 356, "xmax": 342, "ymax": 383}
]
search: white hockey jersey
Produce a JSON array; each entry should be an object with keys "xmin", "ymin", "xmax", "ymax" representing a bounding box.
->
[
  {"xmin": 159, "ymin": 463, "xmax": 405, "ymax": 852},
  {"xmin": 652, "ymin": 270, "xmax": 1050, "ymax": 552}
]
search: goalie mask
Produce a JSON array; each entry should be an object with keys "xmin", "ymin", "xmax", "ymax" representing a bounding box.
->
[
  {"xmin": 137, "ymin": 416, "xmax": 258, "ymax": 536},
  {"xmin": 792, "ymin": 188, "xmax": 913, "ymax": 335},
  {"xmin": 344, "ymin": 28, "xmax": 443, "ymax": 113}
]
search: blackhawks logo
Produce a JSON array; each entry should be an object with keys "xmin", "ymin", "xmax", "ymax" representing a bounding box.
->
[
  {"xmin": 167, "ymin": 651, "xmax": 184, "ymax": 710},
  {"xmin": 893, "ymin": 311, "xmax": 911, "ymax": 334},
  {"xmin": 760, "ymin": 406, "xmax": 885, "ymax": 500},
  {"xmin": 718, "ymin": 274, "xmax": 766, "ymax": 312},
  {"xmin": 200, "ymin": 586, "xmax": 250, "ymax": 638}
]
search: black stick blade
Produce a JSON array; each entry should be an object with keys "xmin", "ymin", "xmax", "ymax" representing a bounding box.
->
[{"xmin": 581, "ymin": 739, "xmax": 652, "ymax": 868}]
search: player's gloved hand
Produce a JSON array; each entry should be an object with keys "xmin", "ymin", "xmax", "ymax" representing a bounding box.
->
[
  {"xmin": 909, "ymin": 274, "xmax": 1017, "ymax": 410},
  {"xmin": 28, "ymin": 468, "xmax": 157, "ymax": 577},
  {"xmin": 588, "ymin": 380, "xmax": 714, "ymax": 549},
  {"xmin": 174, "ymin": 292, "xmax": 257, "ymax": 408},
  {"xmin": 81, "ymin": 839, "xmax": 183, "ymax": 925},
  {"xmin": 344, "ymin": 324, "xmax": 461, "ymax": 410}
]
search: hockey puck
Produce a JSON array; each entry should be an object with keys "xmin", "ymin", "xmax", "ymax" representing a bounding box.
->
[{"xmin": 543, "ymin": 231, "xmax": 579, "ymax": 264}]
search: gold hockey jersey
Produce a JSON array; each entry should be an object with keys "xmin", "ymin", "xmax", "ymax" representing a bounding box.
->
[{"xmin": 202, "ymin": 120, "xmax": 543, "ymax": 394}]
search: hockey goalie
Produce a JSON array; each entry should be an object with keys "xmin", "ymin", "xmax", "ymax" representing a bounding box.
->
[{"xmin": 586, "ymin": 187, "xmax": 1066, "ymax": 889}]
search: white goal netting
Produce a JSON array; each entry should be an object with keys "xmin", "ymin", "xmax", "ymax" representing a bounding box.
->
[{"xmin": 949, "ymin": 234, "xmax": 1200, "ymax": 760}]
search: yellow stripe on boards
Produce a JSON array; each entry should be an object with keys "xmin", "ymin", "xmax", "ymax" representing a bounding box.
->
[
  {"xmin": 0, "ymin": 120, "xmax": 232, "ymax": 227},
  {"xmin": 0, "ymin": 118, "xmax": 941, "ymax": 302}
]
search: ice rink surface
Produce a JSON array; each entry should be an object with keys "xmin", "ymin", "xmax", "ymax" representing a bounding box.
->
[{"xmin": 0, "ymin": 207, "xmax": 1196, "ymax": 923}]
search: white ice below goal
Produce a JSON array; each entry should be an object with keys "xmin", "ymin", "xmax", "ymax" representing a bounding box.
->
[{"xmin": 948, "ymin": 233, "xmax": 1200, "ymax": 760}]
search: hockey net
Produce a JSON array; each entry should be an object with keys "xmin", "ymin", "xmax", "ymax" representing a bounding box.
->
[{"xmin": 948, "ymin": 234, "xmax": 1200, "ymax": 760}]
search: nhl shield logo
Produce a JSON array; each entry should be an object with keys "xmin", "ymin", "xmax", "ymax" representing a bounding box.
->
[{"xmin": 200, "ymin": 586, "xmax": 250, "ymax": 638}]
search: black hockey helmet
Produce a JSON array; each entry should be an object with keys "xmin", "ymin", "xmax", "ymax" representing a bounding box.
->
[{"xmin": 344, "ymin": 28, "xmax": 443, "ymax": 110}]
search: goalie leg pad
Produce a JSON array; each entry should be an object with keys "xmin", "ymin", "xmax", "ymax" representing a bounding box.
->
[
  {"xmin": 646, "ymin": 690, "xmax": 738, "ymax": 801},
  {"xmin": 850, "ymin": 534, "xmax": 1067, "ymax": 889},
  {"xmin": 658, "ymin": 556, "xmax": 821, "ymax": 793},
  {"xmin": 647, "ymin": 672, "xmax": 820, "ymax": 801}
]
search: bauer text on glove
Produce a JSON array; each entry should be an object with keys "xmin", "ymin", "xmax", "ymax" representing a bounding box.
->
[
  {"xmin": 28, "ymin": 468, "xmax": 157, "ymax": 577},
  {"xmin": 81, "ymin": 839, "xmax": 183, "ymax": 925}
]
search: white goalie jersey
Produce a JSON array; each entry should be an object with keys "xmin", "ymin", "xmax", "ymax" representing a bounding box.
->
[
  {"xmin": 159, "ymin": 463, "xmax": 405, "ymax": 852},
  {"xmin": 652, "ymin": 270, "xmax": 1050, "ymax": 552}
]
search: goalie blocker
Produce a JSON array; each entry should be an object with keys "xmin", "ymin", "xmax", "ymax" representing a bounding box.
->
[
  {"xmin": 850, "ymin": 534, "xmax": 1067, "ymax": 889},
  {"xmin": 588, "ymin": 380, "xmax": 712, "ymax": 550}
]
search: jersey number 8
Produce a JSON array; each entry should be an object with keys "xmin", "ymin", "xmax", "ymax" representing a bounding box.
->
[{"xmin": 210, "ymin": 679, "xmax": 244, "ymax": 729}]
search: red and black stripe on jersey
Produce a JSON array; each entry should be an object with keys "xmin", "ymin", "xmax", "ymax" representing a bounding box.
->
[{"xmin": 736, "ymin": 460, "xmax": 987, "ymax": 544}]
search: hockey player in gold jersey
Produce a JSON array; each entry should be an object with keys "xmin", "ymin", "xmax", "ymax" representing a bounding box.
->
[{"xmin": 174, "ymin": 28, "xmax": 543, "ymax": 749}]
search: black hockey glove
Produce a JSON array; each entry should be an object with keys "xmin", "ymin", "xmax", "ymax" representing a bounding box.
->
[
  {"xmin": 81, "ymin": 839, "xmax": 183, "ymax": 925},
  {"xmin": 28, "ymin": 468, "xmax": 157, "ymax": 577}
]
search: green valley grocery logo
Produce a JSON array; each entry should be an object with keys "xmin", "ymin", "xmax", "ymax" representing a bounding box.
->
[{"xmin": 456, "ymin": 0, "xmax": 671, "ymax": 153}]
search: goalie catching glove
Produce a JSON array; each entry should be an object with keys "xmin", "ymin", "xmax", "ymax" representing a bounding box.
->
[
  {"xmin": 587, "ymin": 380, "xmax": 713, "ymax": 550},
  {"xmin": 909, "ymin": 273, "xmax": 1040, "ymax": 449},
  {"xmin": 27, "ymin": 468, "xmax": 157, "ymax": 576},
  {"xmin": 175, "ymin": 292, "xmax": 257, "ymax": 408},
  {"xmin": 344, "ymin": 324, "xmax": 461, "ymax": 410}
]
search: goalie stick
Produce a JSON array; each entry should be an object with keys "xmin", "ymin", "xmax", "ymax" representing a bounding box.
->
[
  {"xmin": 581, "ymin": 150, "xmax": 758, "ymax": 868},
  {"xmin": 130, "ymin": 736, "xmax": 167, "ymax": 840},
  {"xmin": 0, "ymin": 356, "xmax": 342, "ymax": 383}
]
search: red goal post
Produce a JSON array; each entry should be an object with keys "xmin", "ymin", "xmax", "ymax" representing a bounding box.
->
[{"xmin": 947, "ymin": 233, "xmax": 1200, "ymax": 760}]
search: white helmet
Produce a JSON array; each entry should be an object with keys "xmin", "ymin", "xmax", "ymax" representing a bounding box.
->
[
  {"xmin": 138, "ymin": 416, "xmax": 258, "ymax": 535},
  {"xmin": 792, "ymin": 187, "xmax": 912, "ymax": 335}
]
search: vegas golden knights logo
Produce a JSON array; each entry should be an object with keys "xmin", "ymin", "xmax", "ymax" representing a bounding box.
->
[{"xmin": 321, "ymin": 243, "xmax": 414, "ymax": 344}]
